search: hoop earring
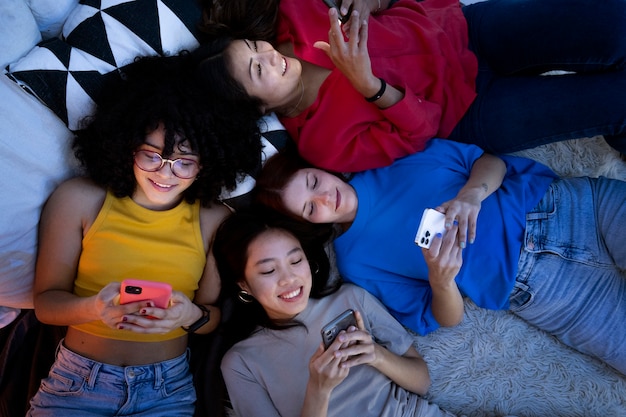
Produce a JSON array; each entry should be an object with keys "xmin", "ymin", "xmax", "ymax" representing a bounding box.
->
[
  {"xmin": 237, "ymin": 290, "xmax": 254, "ymax": 304},
  {"xmin": 310, "ymin": 262, "xmax": 320, "ymax": 275}
]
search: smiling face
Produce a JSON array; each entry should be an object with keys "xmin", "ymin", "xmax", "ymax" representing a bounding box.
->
[
  {"xmin": 240, "ymin": 229, "xmax": 312, "ymax": 321},
  {"xmin": 227, "ymin": 39, "xmax": 302, "ymax": 113},
  {"xmin": 281, "ymin": 168, "xmax": 358, "ymax": 224},
  {"xmin": 132, "ymin": 123, "xmax": 200, "ymax": 210}
]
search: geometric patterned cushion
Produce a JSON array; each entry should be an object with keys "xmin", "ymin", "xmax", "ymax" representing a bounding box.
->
[
  {"xmin": 6, "ymin": 0, "xmax": 202, "ymax": 130},
  {"xmin": 219, "ymin": 113, "xmax": 292, "ymax": 210}
]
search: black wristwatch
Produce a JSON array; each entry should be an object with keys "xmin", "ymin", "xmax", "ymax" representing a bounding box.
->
[{"xmin": 182, "ymin": 304, "xmax": 210, "ymax": 333}]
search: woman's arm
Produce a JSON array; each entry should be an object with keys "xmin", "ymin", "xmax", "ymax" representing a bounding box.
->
[
  {"xmin": 300, "ymin": 342, "xmax": 351, "ymax": 417},
  {"xmin": 422, "ymin": 224, "xmax": 464, "ymax": 328},
  {"xmin": 331, "ymin": 311, "xmax": 431, "ymax": 395},
  {"xmin": 437, "ymin": 153, "xmax": 506, "ymax": 247},
  {"xmin": 180, "ymin": 204, "xmax": 231, "ymax": 334},
  {"xmin": 33, "ymin": 178, "xmax": 128, "ymax": 327}
]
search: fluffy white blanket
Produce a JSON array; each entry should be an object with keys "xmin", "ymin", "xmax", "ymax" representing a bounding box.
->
[{"xmin": 415, "ymin": 136, "xmax": 626, "ymax": 417}]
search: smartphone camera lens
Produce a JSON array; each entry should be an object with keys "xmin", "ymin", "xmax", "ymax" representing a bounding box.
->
[{"xmin": 125, "ymin": 286, "xmax": 142, "ymax": 295}]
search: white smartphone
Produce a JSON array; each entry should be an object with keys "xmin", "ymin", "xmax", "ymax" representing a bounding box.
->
[
  {"xmin": 414, "ymin": 208, "xmax": 446, "ymax": 249},
  {"xmin": 321, "ymin": 309, "xmax": 357, "ymax": 349}
]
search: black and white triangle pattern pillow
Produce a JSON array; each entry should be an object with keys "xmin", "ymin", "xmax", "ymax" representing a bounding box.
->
[
  {"xmin": 219, "ymin": 113, "xmax": 291, "ymax": 210},
  {"xmin": 6, "ymin": 0, "xmax": 202, "ymax": 130}
]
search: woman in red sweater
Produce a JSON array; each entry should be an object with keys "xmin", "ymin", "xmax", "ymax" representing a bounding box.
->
[{"xmin": 197, "ymin": 0, "xmax": 626, "ymax": 172}]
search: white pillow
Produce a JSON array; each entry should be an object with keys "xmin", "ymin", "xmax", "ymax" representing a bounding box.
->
[
  {"xmin": 0, "ymin": 75, "xmax": 78, "ymax": 313},
  {"xmin": 0, "ymin": 0, "xmax": 41, "ymax": 69},
  {"xmin": 7, "ymin": 0, "xmax": 202, "ymax": 130},
  {"xmin": 25, "ymin": 0, "xmax": 80, "ymax": 39}
]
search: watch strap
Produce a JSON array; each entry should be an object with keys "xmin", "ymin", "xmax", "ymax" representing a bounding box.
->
[{"xmin": 182, "ymin": 304, "xmax": 210, "ymax": 333}]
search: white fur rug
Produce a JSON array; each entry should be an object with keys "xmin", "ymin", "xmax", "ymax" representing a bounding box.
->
[{"xmin": 413, "ymin": 136, "xmax": 626, "ymax": 417}]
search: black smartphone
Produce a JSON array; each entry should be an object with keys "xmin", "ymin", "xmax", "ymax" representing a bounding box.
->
[
  {"xmin": 322, "ymin": 0, "xmax": 353, "ymax": 24},
  {"xmin": 321, "ymin": 309, "xmax": 357, "ymax": 349}
]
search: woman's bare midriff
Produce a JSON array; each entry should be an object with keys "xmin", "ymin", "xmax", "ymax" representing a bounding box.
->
[{"xmin": 64, "ymin": 327, "xmax": 188, "ymax": 366}]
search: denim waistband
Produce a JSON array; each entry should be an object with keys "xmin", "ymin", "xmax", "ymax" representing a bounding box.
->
[{"xmin": 56, "ymin": 340, "xmax": 190, "ymax": 389}]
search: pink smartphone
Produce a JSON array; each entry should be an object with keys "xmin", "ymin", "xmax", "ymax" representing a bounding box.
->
[{"xmin": 120, "ymin": 279, "xmax": 172, "ymax": 309}]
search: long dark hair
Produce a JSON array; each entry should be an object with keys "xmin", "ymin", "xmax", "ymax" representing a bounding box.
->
[
  {"xmin": 213, "ymin": 208, "xmax": 340, "ymax": 346},
  {"xmin": 191, "ymin": 37, "xmax": 267, "ymax": 120},
  {"xmin": 199, "ymin": 0, "xmax": 280, "ymax": 42}
]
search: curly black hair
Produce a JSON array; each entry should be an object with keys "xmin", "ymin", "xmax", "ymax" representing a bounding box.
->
[{"xmin": 73, "ymin": 53, "xmax": 263, "ymax": 206}]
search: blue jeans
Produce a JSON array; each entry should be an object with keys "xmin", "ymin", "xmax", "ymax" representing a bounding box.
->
[
  {"xmin": 510, "ymin": 177, "xmax": 626, "ymax": 375},
  {"xmin": 450, "ymin": 0, "xmax": 626, "ymax": 153},
  {"xmin": 27, "ymin": 342, "xmax": 196, "ymax": 416}
]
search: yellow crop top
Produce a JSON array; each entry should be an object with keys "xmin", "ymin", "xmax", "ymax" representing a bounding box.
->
[{"xmin": 72, "ymin": 191, "xmax": 206, "ymax": 342}]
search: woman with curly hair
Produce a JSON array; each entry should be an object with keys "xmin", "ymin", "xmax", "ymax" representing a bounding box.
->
[{"xmin": 26, "ymin": 55, "xmax": 261, "ymax": 416}]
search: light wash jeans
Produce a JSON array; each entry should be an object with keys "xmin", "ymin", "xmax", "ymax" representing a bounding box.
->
[
  {"xmin": 27, "ymin": 342, "xmax": 196, "ymax": 416},
  {"xmin": 510, "ymin": 177, "xmax": 626, "ymax": 375}
]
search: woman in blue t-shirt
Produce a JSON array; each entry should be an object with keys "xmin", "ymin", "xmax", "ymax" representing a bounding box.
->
[{"xmin": 254, "ymin": 139, "xmax": 626, "ymax": 376}]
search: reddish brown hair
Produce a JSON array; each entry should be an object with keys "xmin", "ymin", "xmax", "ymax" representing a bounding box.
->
[{"xmin": 253, "ymin": 149, "xmax": 312, "ymax": 220}]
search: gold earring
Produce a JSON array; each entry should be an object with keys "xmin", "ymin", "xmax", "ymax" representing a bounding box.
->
[{"xmin": 237, "ymin": 290, "xmax": 254, "ymax": 304}]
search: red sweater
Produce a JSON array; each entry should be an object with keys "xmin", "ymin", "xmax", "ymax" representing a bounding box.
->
[{"xmin": 277, "ymin": 0, "xmax": 477, "ymax": 172}]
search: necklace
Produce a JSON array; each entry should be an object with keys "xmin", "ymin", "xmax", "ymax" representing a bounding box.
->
[{"xmin": 283, "ymin": 77, "xmax": 304, "ymax": 117}]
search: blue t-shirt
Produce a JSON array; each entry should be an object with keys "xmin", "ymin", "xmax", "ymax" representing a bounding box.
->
[{"xmin": 334, "ymin": 139, "xmax": 557, "ymax": 335}]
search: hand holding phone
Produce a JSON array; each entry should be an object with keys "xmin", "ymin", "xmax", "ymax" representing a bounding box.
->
[
  {"xmin": 321, "ymin": 309, "xmax": 357, "ymax": 349},
  {"xmin": 322, "ymin": 0, "xmax": 353, "ymax": 24},
  {"xmin": 120, "ymin": 279, "xmax": 172, "ymax": 309},
  {"xmin": 414, "ymin": 208, "xmax": 446, "ymax": 249}
]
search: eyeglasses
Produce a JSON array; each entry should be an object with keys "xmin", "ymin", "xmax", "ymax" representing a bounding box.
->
[{"xmin": 133, "ymin": 150, "xmax": 200, "ymax": 179}]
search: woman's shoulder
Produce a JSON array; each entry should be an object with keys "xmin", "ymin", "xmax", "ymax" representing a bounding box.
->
[
  {"xmin": 47, "ymin": 176, "xmax": 106, "ymax": 211},
  {"xmin": 199, "ymin": 202, "xmax": 232, "ymax": 238},
  {"xmin": 328, "ymin": 283, "xmax": 372, "ymax": 305},
  {"xmin": 40, "ymin": 176, "xmax": 107, "ymax": 233}
]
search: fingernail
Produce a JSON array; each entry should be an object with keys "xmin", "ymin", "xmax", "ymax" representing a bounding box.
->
[
  {"xmin": 453, "ymin": 220, "xmax": 459, "ymax": 226},
  {"xmin": 445, "ymin": 222, "xmax": 451, "ymax": 228},
  {"xmin": 140, "ymin": 309, "xmax": 147, "ymax": 315},
  {"xmin": 118, "ymin": 325, "xmax": 124, "ymax": 330},
  {"xmin": 436, "ymin": 233, "xmax": 442, "ymax": 238},
  {"xmin": 146, "ymin": 302, "xmax": 154, "ymax": 308},
  {"xmin": 460, "ymin": 242, "xmax": 466, "ymax": 249},
  {"xmin": 469, "ymin": 238, "xmax": 475, "ymax": 244},
  {"xmin": 122, "ymin": 316, "xmax": 128, "ymax": 322}
]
